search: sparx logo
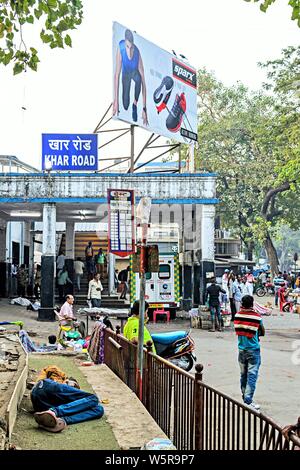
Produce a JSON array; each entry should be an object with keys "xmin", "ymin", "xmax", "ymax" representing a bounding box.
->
[{"xmin": 172, "ymin": 59, "xmax": 197, "ymax": 88}]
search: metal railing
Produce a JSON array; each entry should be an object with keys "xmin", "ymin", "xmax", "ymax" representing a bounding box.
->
[{"xmin": 103, "ymin": 327, "xmax": 300, "ymax": 451}]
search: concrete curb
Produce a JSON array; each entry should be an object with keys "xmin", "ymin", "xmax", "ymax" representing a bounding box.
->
[{"xmin": 79, "ymin": 363, "xmax": 168, "ymax": 450}]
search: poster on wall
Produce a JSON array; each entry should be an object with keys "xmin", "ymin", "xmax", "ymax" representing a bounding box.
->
[
  {"xmin": 107, "ymin": 189, "xmax": 135, "ymax": 257},
  {"xmin": 112, "ymin": 21, "xmax": 197, "ymax": 143}
]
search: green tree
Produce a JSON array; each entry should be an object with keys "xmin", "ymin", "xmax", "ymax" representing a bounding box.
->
[
  {"xmin": 273, "ymin": 225, "xmax": 300, "ymax": 271},
  {"xmin": 0, "ymin": 0, "xmax": 83, "ymax": 75},
  {"xmin": 196, "ymin": 46, "xmax": 300, "ymax": 275},
  {"xmin": 244, "ymin": 0, "xmax": 300, "ymax": 27}
]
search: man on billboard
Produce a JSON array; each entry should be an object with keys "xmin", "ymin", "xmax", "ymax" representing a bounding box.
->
[{"xmin": 113, "ymin": 29, "xmax": 149, "ymax": 126}]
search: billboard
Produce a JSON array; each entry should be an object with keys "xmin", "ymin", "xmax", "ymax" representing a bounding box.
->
[
  {"xmin": 42, "ymin": 133, "xmax": 98, "ymax": 171},
  {"xmin": 108, "ymin": 189, "xmax": 135, "ymax": 257},
  {"xmin": 112, "ymin": 22, "xmax": 197, "ymax": 143}
]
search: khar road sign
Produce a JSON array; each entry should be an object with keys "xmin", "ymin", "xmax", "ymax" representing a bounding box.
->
[
  {"xmin": 108, "ymin": 189, "xmax": 135, "ymax": 257},
  {"xmin": 42, "ymin": 133, "xmax": 98, "ymax": 171}
]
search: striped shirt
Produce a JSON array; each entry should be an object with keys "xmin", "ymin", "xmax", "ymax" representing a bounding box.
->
[{"xmin": 234, "ymin": 307, "xmax": 262, "ymax": 340}]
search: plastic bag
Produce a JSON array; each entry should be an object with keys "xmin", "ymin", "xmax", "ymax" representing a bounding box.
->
[
  {"xmin": 188, "ymin": 308, "xmax": 199, "ymax": 317},
  {"xmin": 141, "ymin": 438, "xmax": 176, "ymax": 450}
]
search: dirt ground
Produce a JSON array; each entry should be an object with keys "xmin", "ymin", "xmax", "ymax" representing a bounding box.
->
[{"xmin": 1, "ymin": 297, "xmax": 300, "ymax": 428}]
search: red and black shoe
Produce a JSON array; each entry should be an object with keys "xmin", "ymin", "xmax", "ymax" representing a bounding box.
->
[
  {"xmin": 153, "ymin": 76, "xmax": 174, "ymax": 114},
  {"xmin": 166, "ymin": 93, "xmax": 186, "ymax": 132}
]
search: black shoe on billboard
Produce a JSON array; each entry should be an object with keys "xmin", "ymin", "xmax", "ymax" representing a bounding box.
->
[
  {"xmin": 153, "ymin": 76, "xmax": 174, "ymax": 113},
  {"xmin": 166, "ymin": 93, "xmax": 186, "ymax": 132}
]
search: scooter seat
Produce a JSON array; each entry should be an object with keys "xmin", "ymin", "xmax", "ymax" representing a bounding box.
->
[{"xmin": 151, "ymin": 331, "xmax": 187, "ymax": 345}]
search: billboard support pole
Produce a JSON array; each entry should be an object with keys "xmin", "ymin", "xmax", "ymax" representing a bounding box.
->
[
  {"xmin": 130, "ymin": 125, "xmax": 135, "ymax": 173},
  {"xmin": 179, "ymin": 144, "xmax": 182, "ymax": 174},
  {"xmin": 189, "ymin": 143, "xmax": 195, "ymax": 173},
  {"xmin": 93, "ymin": 103, "xmax": 113, "ymax": 133}
]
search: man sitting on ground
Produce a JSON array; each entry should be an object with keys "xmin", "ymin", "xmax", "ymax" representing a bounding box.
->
[{"xmin": 31, "ymin": 365, "xmax": 104, "ymax": 432}]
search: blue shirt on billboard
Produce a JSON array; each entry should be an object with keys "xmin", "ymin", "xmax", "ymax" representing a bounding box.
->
[{"xmin": 119, "ymin": 40, "xmax": 140, "ymax": 73}]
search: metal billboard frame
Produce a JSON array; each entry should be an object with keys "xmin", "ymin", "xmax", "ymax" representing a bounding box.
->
[{"xmin": 93, "ymin": 103, "xmax": 183, "ymax": 174}]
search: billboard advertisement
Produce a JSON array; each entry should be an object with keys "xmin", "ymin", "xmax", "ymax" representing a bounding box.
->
[
  {"xmin": 42, "ymin": 133, "xmax": 98, "ymax": 171},
  {"xmin": 112, "ymin": 22, "xmax": 197, "ymax": 143}
]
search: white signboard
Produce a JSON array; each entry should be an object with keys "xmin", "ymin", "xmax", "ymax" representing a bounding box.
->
[{"xmin": 108, "ymin": 189, "xmax": 135, "ymax": 257}]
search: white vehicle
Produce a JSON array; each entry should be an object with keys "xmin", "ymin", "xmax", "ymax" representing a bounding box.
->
[{"xmin": 130, "ymin": 253, "xmax": 180, "ymax": 318}]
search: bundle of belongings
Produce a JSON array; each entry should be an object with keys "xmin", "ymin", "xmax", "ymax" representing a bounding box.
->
[
  {"xmin": 19, "ymin": 330, "xmax": 59, "ymax": 353},
  {"xmin": 10, "ymin": 297, "xmax": 40, "ymax": 311},
  {"xmin": 254, "ymin": 301, "xmax": 272, "ymax": 316}
]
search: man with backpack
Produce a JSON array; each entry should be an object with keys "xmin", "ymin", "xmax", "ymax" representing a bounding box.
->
[{"xmin": 206, "ymin": 278, "xmax": 226, "ymax": 332}]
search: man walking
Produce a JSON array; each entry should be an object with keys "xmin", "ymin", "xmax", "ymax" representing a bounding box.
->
[
  {"xmin": 234, "ymin": 295, "xmax": 265, "ymax": 412},
  {"xmin": 85, "ymin": 241, "xmax": 95, "ymax": 281},
  {"xmin": 17, "ymin": 264, "xmax": 28, "ymax": 297},
  {"xmin": 11, "ymin": 260, "xmax": 18, "ymax": 296},
  {"xmin": 74, "ymin": 257, "xmax": 85, "ymax": 292},
  {"xmin": 57, "ymin": 267, "xmax": 73, "ymax": 303},
  {"xmin": 206, "ymin": 278, "xmax": 226, "ymax": 332},
  {"xmin": 273, "ymin": 271, "xmax": 286, "ymax": 307},
  {"xmin": 56, "ymin": 251, "xmax": 66, "ymax": 273},
  {"xmin": 245, "ymin": 270, "xmax": 255, "ymax": 296}
]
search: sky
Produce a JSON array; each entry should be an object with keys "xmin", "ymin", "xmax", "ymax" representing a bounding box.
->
[{"xmin": 0, "ymin": 0, "xmax": 299, "ymax": 169}]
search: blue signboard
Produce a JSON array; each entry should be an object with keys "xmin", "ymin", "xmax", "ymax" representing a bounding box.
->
[{"xmin": 42, "ymin": 133, "xmax": 98, "ymax": 171}]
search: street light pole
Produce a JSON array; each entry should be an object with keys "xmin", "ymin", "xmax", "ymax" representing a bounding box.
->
[
  {"xmin": 136, "ymin": 197, "xmax": 152, "ymax": 401},
  {"xmin": 137, "ymin": 222, "xmax": 148, "ymax": 400}
]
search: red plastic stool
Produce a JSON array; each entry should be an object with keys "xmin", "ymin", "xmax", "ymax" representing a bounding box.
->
[{"xmin": 153, "ymin": 309, "xmax": 170, "ymax": 323}]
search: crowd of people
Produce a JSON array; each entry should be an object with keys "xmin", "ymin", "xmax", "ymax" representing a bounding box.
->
[{"xmin": 9, "ymin": 240, "xmax": 134, "ymax": 310}]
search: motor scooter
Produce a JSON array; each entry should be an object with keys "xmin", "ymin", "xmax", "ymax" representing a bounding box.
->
[
  {"xmin": 256, "ymin": 282, "xmax": 275, "ymax": 297},
  {"xmin": 151, "ymin": 330, "xmax": 196, "ymax": 371}
]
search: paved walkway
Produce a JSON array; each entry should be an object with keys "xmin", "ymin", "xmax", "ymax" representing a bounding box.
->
[
  {"xmin": 1, "ymin": 298, "xmax": 300, "ymax": 428},
  {"xmin": 149, "ymin": 301, "xmax": 300, "ymax": 426},
  {"xmin": 79, "ymin": 363, "xmax": 168, "ymax": 449}
]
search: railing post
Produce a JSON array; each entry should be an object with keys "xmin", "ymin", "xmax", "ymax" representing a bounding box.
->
[
  {"xmin": 144, "ymin": 341, "xmax": 153, "ymax": 410},
  {"xmin": 116, "ymin": 325, "xmax": 121, "ymax": 340},
  {"xmin": 194, "ymin": 363, "xmax": 204, "ymax": 450}
]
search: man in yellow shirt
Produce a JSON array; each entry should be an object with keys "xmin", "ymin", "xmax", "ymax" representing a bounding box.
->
[{"xmin": 124, "ymin": 300, "xmax": 156, "ymax": 354}]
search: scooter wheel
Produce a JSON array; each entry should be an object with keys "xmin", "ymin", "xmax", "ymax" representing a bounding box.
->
[
  {"xmin": 169, "ymin": 354, "xmax": 194, "ymax": 372},
  {"xmin": 256, "ymin": 288, "xmax": 266, "ymax": 297}
]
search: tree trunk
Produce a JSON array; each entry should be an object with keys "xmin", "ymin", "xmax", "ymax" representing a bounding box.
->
[
  {"xmin": 264, "ymin": 232, "xmax": 279, "ymax": 276},
  {"xmin": 246, "ymin": 241, "xmax": 254, "ymax": 261}
]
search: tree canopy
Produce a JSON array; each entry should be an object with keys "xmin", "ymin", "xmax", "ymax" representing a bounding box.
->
[
  {"xmin": 0, "ymin": 0, "xmax": 83, "ymax": 74},
  {"xmin": 244, "ymin": 0, "xmax": 300, "ymax": 27},
  {"xmin": 196, "ymin": 46, "xmax": 300, "ymax": 274}
]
